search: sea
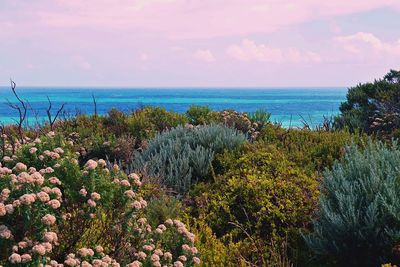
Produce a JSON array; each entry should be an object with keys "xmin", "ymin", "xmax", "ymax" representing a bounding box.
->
[{"xmin": 0, "ymin": 87, "xmax": 347, "ymax": 128}]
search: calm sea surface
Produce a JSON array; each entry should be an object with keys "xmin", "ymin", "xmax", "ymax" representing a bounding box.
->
[{"xmin": 0, "ymin": 87, "xmax": 347, "ymax": 127}]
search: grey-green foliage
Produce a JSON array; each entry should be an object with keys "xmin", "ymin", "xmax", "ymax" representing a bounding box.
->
[
  {"xmin": 132, "ymin": 124, "xmax": 247, "ymax": 194},
  {"xmin": 304, "ymin": 140, "xmax": 400, "ymax": 266}
]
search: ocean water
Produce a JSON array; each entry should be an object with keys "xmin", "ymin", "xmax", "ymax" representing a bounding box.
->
[{"xmin": 0, "ymin": 87, "xmax": 347, "ymax": 127}]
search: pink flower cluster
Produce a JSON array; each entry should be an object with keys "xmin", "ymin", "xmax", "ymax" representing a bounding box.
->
[
  {"xmin": 46, "ymin": 131, "xmax": 56, "ymax": 138},
  {"xmin": 64, "ymin": 248, "xmax": 120, "ymax": 267},
  {"xmin": 0, "ymin": 225, "xmax": 13, "ymax": 239},
  {"xmin": 85, "ymin": 159, "xmax": 98, "ymax": 170},
  {"xmin": 131, "ymin": 218, "xmax": 200, "ymax": 266},
  {"xmin": 128, "ymin": 173, "xmax": 142, "ymax": 187},
  {"xmin": 132, "ymin": 197, "xmax": 147, "ymax": 210},
  {"xmin": 6, "ymin": 232, "xmax": 59, "ymax": 264},
  {"xmin": 29, "ymin": 147, "xmax": 38, "ymax": 154},
  {"xmin": 43, "ymin": 150, "xmax": 61, "ymax": 159}
]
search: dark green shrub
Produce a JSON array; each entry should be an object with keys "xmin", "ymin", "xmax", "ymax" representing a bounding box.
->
[
  {"xmin": 335, "ymin": 69, "xmax": 400, "ymax": 137},
  {"xmin": 305, "ymin": 141, "xmax": 400, "ymax": 266},
  {"xmin": 103, "ymin": 108, "xmax": 129, "ymax": 136}
]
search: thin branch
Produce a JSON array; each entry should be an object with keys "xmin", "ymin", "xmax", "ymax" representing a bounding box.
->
[
  {"xmin": 46, "ymin": 96, "xmax": 52, "ymax": 125},
  {"xmin": 0, "ymin": 124, "xmax": 5, "ymax": 159},
  {"xmin": 46, "ymin": 96, "xmax": 66, "ymax": 130},
  {"xmin": 92, "ymin": 94, "xmax": 98, "ymax": 117},
  {"xmin": 6, "ymin": 80, "xmax": 27, "ymax": 143}
]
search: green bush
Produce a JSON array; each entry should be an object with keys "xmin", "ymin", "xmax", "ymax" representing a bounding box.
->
[
  {"xmin": 190, "ymin": 143, "xmax": 319, "ymax": 265},
  {"xmin": 102, "ymin": 108, "xmax": 130, "ymax": 136},
  {"xmin": 259, "ymin": 124, "xmax": 365, "ymax": 173},
  {"xmin": 132, "ymin": 125, "xmax": 247, "ymax": 194},
  {"xmin": 187, "ymin": 217, "xmax": 247, "ymax": 267},
  {"xmin": 127, "ymin": 107, "xmax": 188, "ymax": 144},
  {"xmin": 305, "ymin": 141, "xmax": 400, "ymax": 266},
  {"xmin": 247, "ymin": 109, "xmax": 271, "ymax": 127},
  {"xmin": 334, "ymin": 69, "xmax": 400, "ymax": 137},
  {"xmin": 144, "ymin": 194, "xmax": 183, "ymax": 228},
  {"xmin": 185, "ymin": 105, "xmax": 218, "ymax": 125}
]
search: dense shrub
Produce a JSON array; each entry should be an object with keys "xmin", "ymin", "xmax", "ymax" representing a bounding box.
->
[
  {"xmin": 144, "ymin": 194, "xmax": 183, "ymax": 228},
  {"xmin": 335, "ymin": 69, "xmax": 400, "ymax": 137},
  {"xmin": 186, "ymin": 218, "xmax": 245, "ymax": 267},
  {"xmin": 305, "ymin": 141, "xmax": 400, "ymax": 266},
  {"xmin": 185, "ymin": 105, "xmax": 218, "ymax": 125},
  {"xmin": 0, "ymin": 132, "xmax": 200, "ymax": 266},
  {"xmin": 191, "ymin": 143, "xmax": 319, "ymax": 265},
  {"xmin": 132, "ymin": 125, "xmax": 247, "ymax": 194},
  {"xmin": 246, "ymin": 109, "xmax": 271, "ymax": 128},
  {"xmin": 128, "ymin": 107, "xmax": 188, "ymax": 145},
  {"xmin": 102, "ymin": 108, "xmax": 130, "ymax": 136},
  {"xmin": 259, "ymin": 124, "xmax": 365, "ymax": 173}
]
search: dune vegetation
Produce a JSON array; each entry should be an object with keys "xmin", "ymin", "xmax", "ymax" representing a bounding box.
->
[{"xmin": 0, "ymin": 70, "xmax": 400, "ymax": 266}]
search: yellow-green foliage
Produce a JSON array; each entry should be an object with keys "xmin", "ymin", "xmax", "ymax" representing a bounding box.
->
[
  {"xmin": 190, "ymin": 143, "xmax": 319, "ymax": 265},
  {"xmin": 260, "ymin": 124, "xmax": 366, "ymax": 173},
  {"xmin": 188, "ymin": 217, "xmax": 248, "ymax": 267},
  {"xmin": 128, "ymin": 107, "xmax": 188, "ymax": 143}
]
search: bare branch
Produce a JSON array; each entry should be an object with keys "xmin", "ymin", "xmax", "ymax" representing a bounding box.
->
[
  {"xmin": 53, "ymin": 103, "xmax": 66, "ymax": 125},
  {"xmin": 92, "ymin": 94, "xmax": 98, "ymax": 117},
  {"xmin": 0, "ymin": 124, "xmax": 5, "ymax": 159},
  {"xmin": 6, "ymin": 80, "xmax": 27, "ymax": 143},
  {"xmin": 46, "ymin": 96, "xmax": 66, "ymax": 130}
]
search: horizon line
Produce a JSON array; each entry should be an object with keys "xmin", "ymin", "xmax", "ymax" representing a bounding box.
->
[{"xmin": 0, "ymin": 85, "xmax": 349, "ymax": 90}]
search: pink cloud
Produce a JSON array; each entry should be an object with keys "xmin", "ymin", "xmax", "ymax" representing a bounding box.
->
[
  {"xmin": 2, "ymin": 0, "xmax": 400, "ymax": 40},
  {"xmin": 226, "ymin": 39, "xmax": 321, "ymax": 63},
  {"xmin": 193, "ymin": 49, "xmax": 216, "ymax": 63},
  {"xmin": 335, "ymin": 32, "xmax": 400, "ymax": 57}
]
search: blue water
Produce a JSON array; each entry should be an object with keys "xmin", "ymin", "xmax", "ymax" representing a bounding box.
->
[{"xmin": 0, "ymin": 87, "xmax": 347, "ymax": 127}]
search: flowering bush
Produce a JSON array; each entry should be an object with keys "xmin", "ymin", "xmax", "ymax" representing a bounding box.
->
[
  {"xmin": 218, "ymin": 110, "xmax": 268, "ymax": 140},
  {"xmin": 0, "ymin": 132, "xmax": 200, "ymax": 266}
]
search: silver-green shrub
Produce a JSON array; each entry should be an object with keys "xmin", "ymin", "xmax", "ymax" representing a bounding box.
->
[
  {"xmin": 305, "ymin": 141, "xmax": 400, "ymax": 266},
  {"xmin": 132, "ymin": 125, "xmax": 247, "ymax": 194}
]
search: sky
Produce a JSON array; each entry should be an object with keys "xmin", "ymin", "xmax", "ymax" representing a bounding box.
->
[{"xmin": 1, "ymin": 0, "xmax": 400, "ymax": 87}]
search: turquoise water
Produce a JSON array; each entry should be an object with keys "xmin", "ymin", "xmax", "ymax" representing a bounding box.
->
[{"xmin": 0, "ymin": 87, "xmax": 347, "ymax": 127}]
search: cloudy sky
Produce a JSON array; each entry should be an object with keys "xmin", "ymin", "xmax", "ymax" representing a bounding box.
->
[{"xmin": 1, "ymin": 0, "xmax": 400, "ymax": 87}]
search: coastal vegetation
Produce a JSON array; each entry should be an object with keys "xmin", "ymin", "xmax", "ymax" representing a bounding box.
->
[{"xmin": 1, "ymin": 70, "xmax": 400, "ymax": 266}]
